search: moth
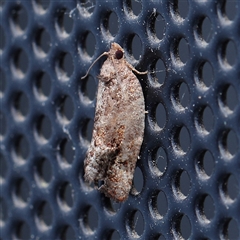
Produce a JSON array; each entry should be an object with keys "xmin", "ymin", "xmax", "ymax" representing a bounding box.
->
[{"xmin": 82, "ymin": 43, "xmax": 147, "ymax": 202}]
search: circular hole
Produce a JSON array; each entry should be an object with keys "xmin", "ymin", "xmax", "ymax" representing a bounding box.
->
[
  {"xmin": 34, "ymin": 72, "xmax": 51, "ymax": 100},
  {"xmin": 218, "ymin": 84, "xmax": 238, "ymax": 114},
  {"xmin": 222, "ymin": 174, "xmax": 239, "ymax": 202},
  {"xmin": 81, "ymin": 75, "xmax": 97, "ymax": 101},
  {"xmin": 0, "ymin": 0, "xmax": 5, "ymax": 8},
  {"xmin": 172, "ymin": 81, "xmax": 190, "ymax": 110},
  {"xmin": 105, "ymin": 198, "xmax": 122, "ymax": 213},
  {"xmin": 34, "ymin": 0, "xmax": 50, "ymax": 10},
  {"xmin": 155, "ymin": 103, "xmax": 167, "ymax": 129},
  {"xmin": 11, "ymin": 49, "xmax": 29, "ymax": 78},
  {"xmin": 150, "ymin": 147, "xmax": 167, "ymax": 176},
  {"xmin": 0, "ymin": 26, "xmax": 5, "ymax": 52},
  {"xmin": 103, "ymin": 11, "xmax": 119, "ymax": 37},
  {"xmin": 0, "ymin": 111, "xmax": 7, "ymax": 138},
  {"xmin": 150, "ymin": 191, "xmax": 168, "ymax": 219},
  {"xmin": 178, "ymin": 38, "xmax": 189, "ymax": 64},
  {"xmin": 58, "ymin": 182, "xmax": 74, "ymax": 211},
  {"xmin": 57, "ymin": 95, "xmax": 74, "ymax": 123},
  {"xmin": 126, "ymin": 0, "xmax": 142, "ymax": 16},
  {"xmin": 223, "ymin": 0, "xmax": 237, "ymax": 21},
  {"xmin": 78, "ymin": 0, "xmax": 96, "ymax": 15},
  {"xmin": 128, "ymin": 210, "xmax": 144, "ymax": 237},
  {"xmin": 148, "ymin": 12, "xmax": 165, "ymax": 41},
  {"xmin": 57, "ymin": 138, "xmax": 75, "ymax": 166},
  {"xmin": 13, "ymin": 135, "xmax": 30, "ymax": 163},
  {"xmin": 56, "ymin": 8, "xmax": 73, "ymax": 35},
  {"xmin": 226, "ymin": 130, "xmax": 238, "ymax": 156},
  {"xmin": 10, "ymin": 5, "xmax": 28, "ymax": 33},
  {"xmin": 202, "ymin": 106, "xmax": 214, "ymax": 132},
  {"xmin": 0, "ymin": 69, "xmax": 6, "ymax": 96},
  {"xmin": 12, "ymin": 92, "xmax": 29, "ymax": 121},
  {"xmin": 35, "ymin": 115, "xmax": 52, "ymax": 143},
  {"xmin": 35, "ymin": 157, "xmax": 52, "ymax": 186},
  {"xmin": 34, "ymin": 28, "xmax": 51, "ymax": 55},
  {"xmin": 177, "ymin": 0, "xmax": 189, "ymax": 19},
  {"xmin": 173, "ymin": 170, "xmax": 191, "ymax": 198},
  {"xmin": 197, "ymin": 195, "xmax": 215, "ymax": 223},
  {"xmin": 196, "ymin": 105, "xmax": 214, "ymax": 134},
  {"xmin": 15, "ymin": 221, "xmax": 31, "ymax": 240},
  {"xmin": 219, "ymin": 40, "xmax": 237, "ymax": 68},
  {"xmin": 132, "ymin": 167, "xmax": 144, "ymax": 195},
  {"xmin": 203, "ymin": 195, "xmax": 215, "ymax": 220},
  {"xmin": 179, "ymin": 170, "xmax": 191, "ymax": 197},
  {"xmin": 196, "ymin": 150, "xmax": 215, "ymax": 178},
  {"xmin": 201, "ymin": 17, "xmax": 213, "ymax": 43},
  {"xmin": 56, "ymin": 52, "xmax": 74, "ymax": 81},
  {"xmin": 82, "ymin": 119, "xmax": 94, "ymax": 143},
  {"xmin": 60, "ymin": 225, "xmax": 75, "ymax": 240},
  {"xmin": 109, "ymin": 230, "xmax": 120, "ymax": 240},
  {"xmin": 83, "ymin": 206, "xmax": 98, "ymax": 233},
  {"xmin": 0, "ymin": 197, "xmax": 7, "ymax": 222},
  {"xmin": 223, "ymin": 218, "xmax": 240, "ymax": 240},
  {"xmin": 225, "ymin": 85, "xmax": 238, "ymax": 111},
  {"xmin": 36, "ymin": 201, "xmax": 53, "ymax": 229},
  {"xmin": 149, "ymin": 58, "xmax": 166, "ymax": 85},
  {"xmin": 173, "ymin": 126, "xmax": 191, "ymax": 153},
  {"xmin": 179, "ymin": 215, "xmax": 191, "ymax": 239},
  {"xmin": 219, "ymin": 129, "xmax": 238, "ymax": 158},
  {"xmin": 83, "ymin": 32, "xmax": 96, "ymax": 57},
  {"xmin": 14, "ymin": 178, "xmax": 30, "ymax": 205},
  {"xmin": 0, "ymin": 153, "xmax": 7, "ymax": 180},
  {"xmin": 225, "ymin": 41, "xmax": 237, "ymax": 66},
  {"xmin": 197, "ymin": 61, "xmax": 214, "ymax": 88},
  {"xmin": 129, "ymin": 35, "xmax": 142, "ymax": 61}
]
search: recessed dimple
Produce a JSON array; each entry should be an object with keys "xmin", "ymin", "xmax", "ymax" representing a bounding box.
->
[
  {"xmin": 10, "ymin": 5, "xmax": 28, "ymax": 35},
  {"xmin": 34, "ymin": 71, "xmax": 51, "ymax": 100},
  {"xmin": 0, "ymin": 26, "xmax": 5, "ymax": 53},
  {"xmin": 57, "ymin": 95, "xmax": 74, "ymax": 123},
  {"xmin": 149, "ymin": 58, "xmax": 166, "ymax": 85},
  {"xmin": 12, "ymin": 135, "xmax": 30, "ymax": 164},
  {"xmin": 127, "ymin": 34, "xmax": 143, "ymax": 61},
  {"xmin": 125, "ymin": 0, "xmax": 142, "ymax": 17},
  {"xmin": 155, "ymin": 102, "xmax": 166, "ymax": 129},
  {"xmin": 34, "ymin": 28, "xmax": 51, "ymax": 56},
  {"xmin": 127, "ymin": 210, "xmax": 145, "ymax": 237},
  {"xmin": 55, "ymin": 8, "xmax": 73, "ymax": 36},
  {"xmin": 35, "ymin": 115, "xmax": 52, "ymax": 144},
  {"xmin": 57, "ymin": 137, "xmax": 75, "ymax": 166},
  {"xmin": 80, "ymin": 75, "xmax": 98, "ymax": 102},
  {"xmin": 82, "ymin": 32, "xmax": 96, "ymax": 58},
  {"xmin": 102, "ymin": 11, "xmax": 119, "ymax": 37},
  {"xmin": 12, "ymin": 91, "xmax": 29, "ymax": 121},
  {"xmin": 148, "ymin": 11, "xmax": 165, "ymax": 42},
  {"xmin": 132, "ymin": 166, "xmax": 144, "ymax": 195},
  {"xmin": 55, "ymin": 52, "xmax": 74, "ymax": 81},
  {"xmin": 0, "ymin": 111, "xmax": 7, "ymax": 139},
  {"xmin": 81, "ymin": 205, "xmax": 99, "ymax": 234},
  {"xmin": 219, "ymin": 40, "xmax": 237, "ymax": 68},
  {"xmin": 11, "ymin": 49, "xmax": 29, "ymax": 78},
  {"xmin": 218, "ymin": 84, "xmax": 238, "ymax": 115},
  {"xmin": 149, "ymin": 147, "xmax": 167, "ymax": 177}
]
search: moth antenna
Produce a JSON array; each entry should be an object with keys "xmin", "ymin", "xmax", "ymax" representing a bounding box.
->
[{"xmin": 81, "ymin": 52, "xmax": 109, "ymax": 79}]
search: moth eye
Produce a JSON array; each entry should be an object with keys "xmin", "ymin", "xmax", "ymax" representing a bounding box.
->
[{"xmin": 115, "ymin": 50, "xmax": 123, "ymax": 59}]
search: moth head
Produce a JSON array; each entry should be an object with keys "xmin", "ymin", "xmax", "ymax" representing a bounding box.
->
[{"xmin": 110, "ymin": 42, "xmax": 125, "ymax": 60}]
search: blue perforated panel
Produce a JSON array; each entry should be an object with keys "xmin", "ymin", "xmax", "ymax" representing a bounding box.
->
[{"xmin": 0, "ymin": 0, "xmax": 239, "ymax": 239}]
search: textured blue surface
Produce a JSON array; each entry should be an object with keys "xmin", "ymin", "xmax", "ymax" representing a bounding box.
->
[{"xmin": 0, "ymin": 0, "xmax": 240, "ymax": 239}]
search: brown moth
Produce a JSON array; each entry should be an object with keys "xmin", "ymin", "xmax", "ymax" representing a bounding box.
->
[{"xmin": 82, "ymin": 43, "xmax": 146, "ymax": 202}]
